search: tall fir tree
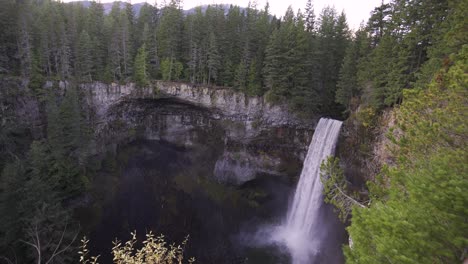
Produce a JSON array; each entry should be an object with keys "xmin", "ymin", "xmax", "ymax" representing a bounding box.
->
[{"xmin": 133, "ymin": 44, "xmax": 149, "ymax": 87}]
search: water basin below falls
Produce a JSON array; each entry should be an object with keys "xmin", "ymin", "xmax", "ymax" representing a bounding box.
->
[{"xmin": 77, "ymin": 138, "xmax": 345, "ymax": 263}]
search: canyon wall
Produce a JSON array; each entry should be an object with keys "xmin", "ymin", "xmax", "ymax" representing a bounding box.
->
[{"xmin": 77, "ymin": 81, "xmax": 316, "ymax": 184}]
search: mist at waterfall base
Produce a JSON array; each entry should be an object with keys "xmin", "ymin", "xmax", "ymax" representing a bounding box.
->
[
  {"xmin": 239, "ymin": 118, "xmax": 345, "ymax": 264},
  {"xmin": 77, "ymin": 115, "xmax": 345, "ymax": 263},
  {"xmin": 79, "ymin": 139, "xmax": 295, "ymax": 263}
]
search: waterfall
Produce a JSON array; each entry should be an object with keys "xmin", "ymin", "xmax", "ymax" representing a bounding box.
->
[
  {"xmin": 275, "ymin": 118, "xmax": 343, "ymax": 264},
  {"xmin": 287, "ymin": 118, "xmax": 342, "ymax": 233}
]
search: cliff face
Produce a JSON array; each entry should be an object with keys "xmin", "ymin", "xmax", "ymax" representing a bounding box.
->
[
  {"xmin": 76, "ymin": 81, "xmax": 315, "ymax": 184},
  {"xmin": 337, "ymin": 106, "xmax": 397, "ymax": 191},
  {"xmin": 2, "ymin": 78, "xmax": 316, "ymax": 184},
  {"xmin": 79, "ymin": 81, "xmax": 312, "ymax": 128},
  {"xmin": 0, "ymin": 78, "xmax": 42, "ymax": 139}
]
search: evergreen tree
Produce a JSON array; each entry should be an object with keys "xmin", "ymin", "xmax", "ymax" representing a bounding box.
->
[
  {"xmin": 234, "ymin": 60, "xmax": 248, "ymax": 91},
  {"xmin": 367, "ymin": 2, "xmax": 392, "ymax": 47},
  {"xmin": 87, "ymin": 1, "xmax": 107, "ymax": 78},
  {"xmin": 246, "ymin": 59, "xmax": 261, "ymax": 96},
  {"xmin": 76, "ymin": 30, "xmax": 93, "ymax": 81},
  {"xmin": 263, "ymin": 7, "xmax": 296, "ymax": 101},
  {"xmin": 346, "ymin": 47, "xmax": 468, "ymax": 263},
  {"xmin": 134, "ymin": 44, "xmax": 149, "ymax": 87},
  {"xmin": 316, "ymin": 6, "xmax": 350, "ymax": 113},
  {"xmin": 45, "ymin": 85, "xmax": 87, "ymax": 197},
  {"xmin": 121, "ymin": 3, "xmax": 134, "ymax": 77},
  {"xmin": 336, "ymin": 28, "xmax": 370, "ymax": 109},
  {"xmin": 0, "ymin": 0, "xmax": 18, "ymax": 74},
  {"xmin": 17, "ymin": 2, "xmax": 33, "ymax": 78},
  {"xmin": 157, "ymin": 0, "xmax": 184, "ymax": 81},
  {"xmin": 304, "ymin": 0, "xmax": 316, "ymax": 32},
  {"xmin": 207, "ymin": 32, "xmax": 221, "ymax": 84},
  {"xmin": 290, "ymin": 12, "xmax": 317, "ymax": 114}
]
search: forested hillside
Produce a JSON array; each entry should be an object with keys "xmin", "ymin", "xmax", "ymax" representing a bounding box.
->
[
  {"xmin": 321, "ymin": 0, "xmax": 468, "ymax": 263},
  {"xmin": 0, "ymin": 0, "xmax": 352, "ymax": 115},
  {"xmin": 0, "ymin": 0, "xmax": 466, "ymax": 263}
]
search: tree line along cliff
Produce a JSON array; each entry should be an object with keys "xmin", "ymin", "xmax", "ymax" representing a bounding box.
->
[{"xmin": 0, "ymin": 0, "xmax": 467, "ymax": 263}]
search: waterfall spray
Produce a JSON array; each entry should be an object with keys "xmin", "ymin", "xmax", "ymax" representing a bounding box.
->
[{"xmin": 275, "ymin": 118, "xmax": 343, "ymax": 264}]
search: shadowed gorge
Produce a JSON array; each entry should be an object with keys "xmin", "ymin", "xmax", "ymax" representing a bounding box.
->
[{"xmin": 0, "ymin": 0, "xmax": 466, "ymax": 263}]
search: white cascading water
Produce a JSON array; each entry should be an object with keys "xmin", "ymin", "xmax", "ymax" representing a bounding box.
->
[{"xmin": 274, "ymin": 118, "xmax": 343, "ymax": 264}]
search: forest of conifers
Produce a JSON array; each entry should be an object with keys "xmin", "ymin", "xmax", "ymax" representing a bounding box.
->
[
  {"xmin": 3, "ymin": 0, "xmax": 454, "ymax": 115},
  {"xmin": 0, "ymin": 0, "xmax": 467, "ymax": 263}
]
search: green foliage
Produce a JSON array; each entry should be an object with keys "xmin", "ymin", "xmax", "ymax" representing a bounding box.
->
[
  {"xmin": 355, "ymin": 0, "xmax": 451, "ymax": 110},
  {"xmin": 133, "ymin": 44, "xmax": 149, "ymax": 87},
  {"xmin": 246, "ymin": 59, "xmax": 262, "ymax": 96},
  {"xmin": 346, "ymin": 150, "xmax": 467, "ymax": 264},
  {"xmin": 46, "ymin": 85, "xmax": 89, "ymax": 196},
  {"xmin": 76, "ymin": 30, "xmax": 93, "ymax": 81},
  {"xmin": 345, "ymin": 43, "xmax": 468, "ymax": 264},
  {"xmin": 29, "ymin": 53, "xmax": 46, "ymax": 92},
  {"xmin": 0, "ymin": 0, "xmax": 358, "ymax": 116},
  {"xmin": 160, "ymin": 58, "xmax": 171, "ymax": 81},
  {"xmin": 233, "ymin": 60, "xmax": 248, "ymax": 91},
  {"xmin": 320, "ymin": 157, "xmax": 365, "ymax": 222},
  {"xmin": 160, "ymin": 58, "xmax": 183, "ymax": 81},
  {"xmin": 0, "ymin": 0, "xmax": 17, "ymax": 74},
  {"xmin": 2, "ymin": 1, "xmax": 466, "ymax": 262},
  {"xmin": 355, "ymin": 106, "xmax": 378, "ymax": 129},
  {"xmin": 335, "ymin": 28, "xmax": 370, "ymax": 110},
  {"xmin": 262, "ymin": 5, "xmax": 341, "ymax": 115},
  {"xmin": 0, "ymin": 140, "xmax": 80, "ymax": 263},
  {"xmin": 207, "ymin": 32, "xmax": 221, "ymax": 85}
]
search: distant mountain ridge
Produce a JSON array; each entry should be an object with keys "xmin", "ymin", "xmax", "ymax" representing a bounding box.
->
[
  {"xmin": 68, "ymin": 1, "xmax": 147, "ymax": 16},
  {"xmin": 67, "ymin": 1, "xmax": 245, "ymax": 16}
]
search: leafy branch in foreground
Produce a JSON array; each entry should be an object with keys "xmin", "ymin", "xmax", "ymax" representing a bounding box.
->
[
  {"xmin": 79, "ymin": 231, "xmax": 195, "ymax": 264},
  {"xmin": 320, "ymin": 157, "xmax": 367, "ymax": 222}
]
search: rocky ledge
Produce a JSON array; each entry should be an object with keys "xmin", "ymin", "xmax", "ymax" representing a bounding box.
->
[
  {"xmin": 79, "ymin": 81, "xmax": 314, "ymax": 128},
  {"xmin": 77, "ymin": 81, "xmax": 317, "ymax": 184}
]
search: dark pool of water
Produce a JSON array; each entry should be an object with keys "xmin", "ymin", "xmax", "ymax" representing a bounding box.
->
[
  {"xmin": 79, "ymin": 139, "xmax": 345, "ymax": 263},
  {"xmin": 79, "ymin": 139, "xmax": 293, "ymax": 263}
]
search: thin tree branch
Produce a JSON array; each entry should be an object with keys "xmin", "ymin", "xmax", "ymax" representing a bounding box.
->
[{"xmin": 333, "ymin": 183, "xmax": 367, "ymax": 208}]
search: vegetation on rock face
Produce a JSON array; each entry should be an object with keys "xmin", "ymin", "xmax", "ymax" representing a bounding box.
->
[
  {"xmin": 320, "ymin": 157, "xmax": 367, "ymax": 222},
  {"xmin": 0, "ymin": 0, "xmax": 466, "ymax": 262},
  {"xmin": 320, "ymin": 0, "xmax": 468, "ymax": 263},
  {"xmin": 133, "ymin": 44, "xmax": 149, "ymax": 87},
  {"xmin": 0, "ymin": 83, "xmax": 92, "ymax": 263},
  {"xmin": 344, "ymin": 46, "xmax": 467, "ymax": 264}
]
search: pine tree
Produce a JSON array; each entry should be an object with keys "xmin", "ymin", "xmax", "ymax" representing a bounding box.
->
[
  {"xmin": 246, "ymin": 59, "xmax": 261, "ymax": 96},
  {"xmin": 316, "ymin": 6, "xmax": 350, "ymax": 113},
  {"xmin": 336, "ymin": 28, "xmax": 369, "ymax": 109},
  {"xmin": 290, "ymin": 12, "xmax": 317, "ymax": 114},
  {"xmin": 367, "ymin": 2, "xmax": 392, "ymax": 47},
  {"xmin": 223, "ymin": 5, "xmax": 244, "ymax": 83},
  {"xmin": 17, "ymin": 3, "xmax": 32, "ymax": 78},
  {"xmin": 0, "ymin": 0, "xmax": 17, "ymax": 74},
  {"xmin": 304, "ymin": 0, "xmax": 316, "ymax": 33},
  {"xmin": 234, "ymin": 60, "xmax": 248, "ymax": 91},
  {"xmin": 0, "ymin": 161, "xmax": 26, "ymax": 249},
  {"xmin": 263, "ymin": 7, "xmax": 296, "ymax": 101},
  {"xmin": 76, "ymin": 30, "xmax": 92, "ymax": 81},
  {"xmin": 107, "ymin": 2, "xmax": 123, "ymax": 81},
  {"xmin": 157, "ymin": 0, "xmax": 184, "ymax": 81},
  {"xmin": 134, "ymin": 44, "xmax": 149, "ymax": 87},
  {"xmin": 346, "ymin": 47, "xmax": 468, "ymax": 263},
  {"xmin": 207, "ymin": 32, "xmax": 221, "ymax": 85},
  {"xmin": 121, "ymin": 3, "xmax": 134, "ymax": 78},
  {"xmin": 87, "ymin": 1, "xmax": 107, "ymax": 78}
]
